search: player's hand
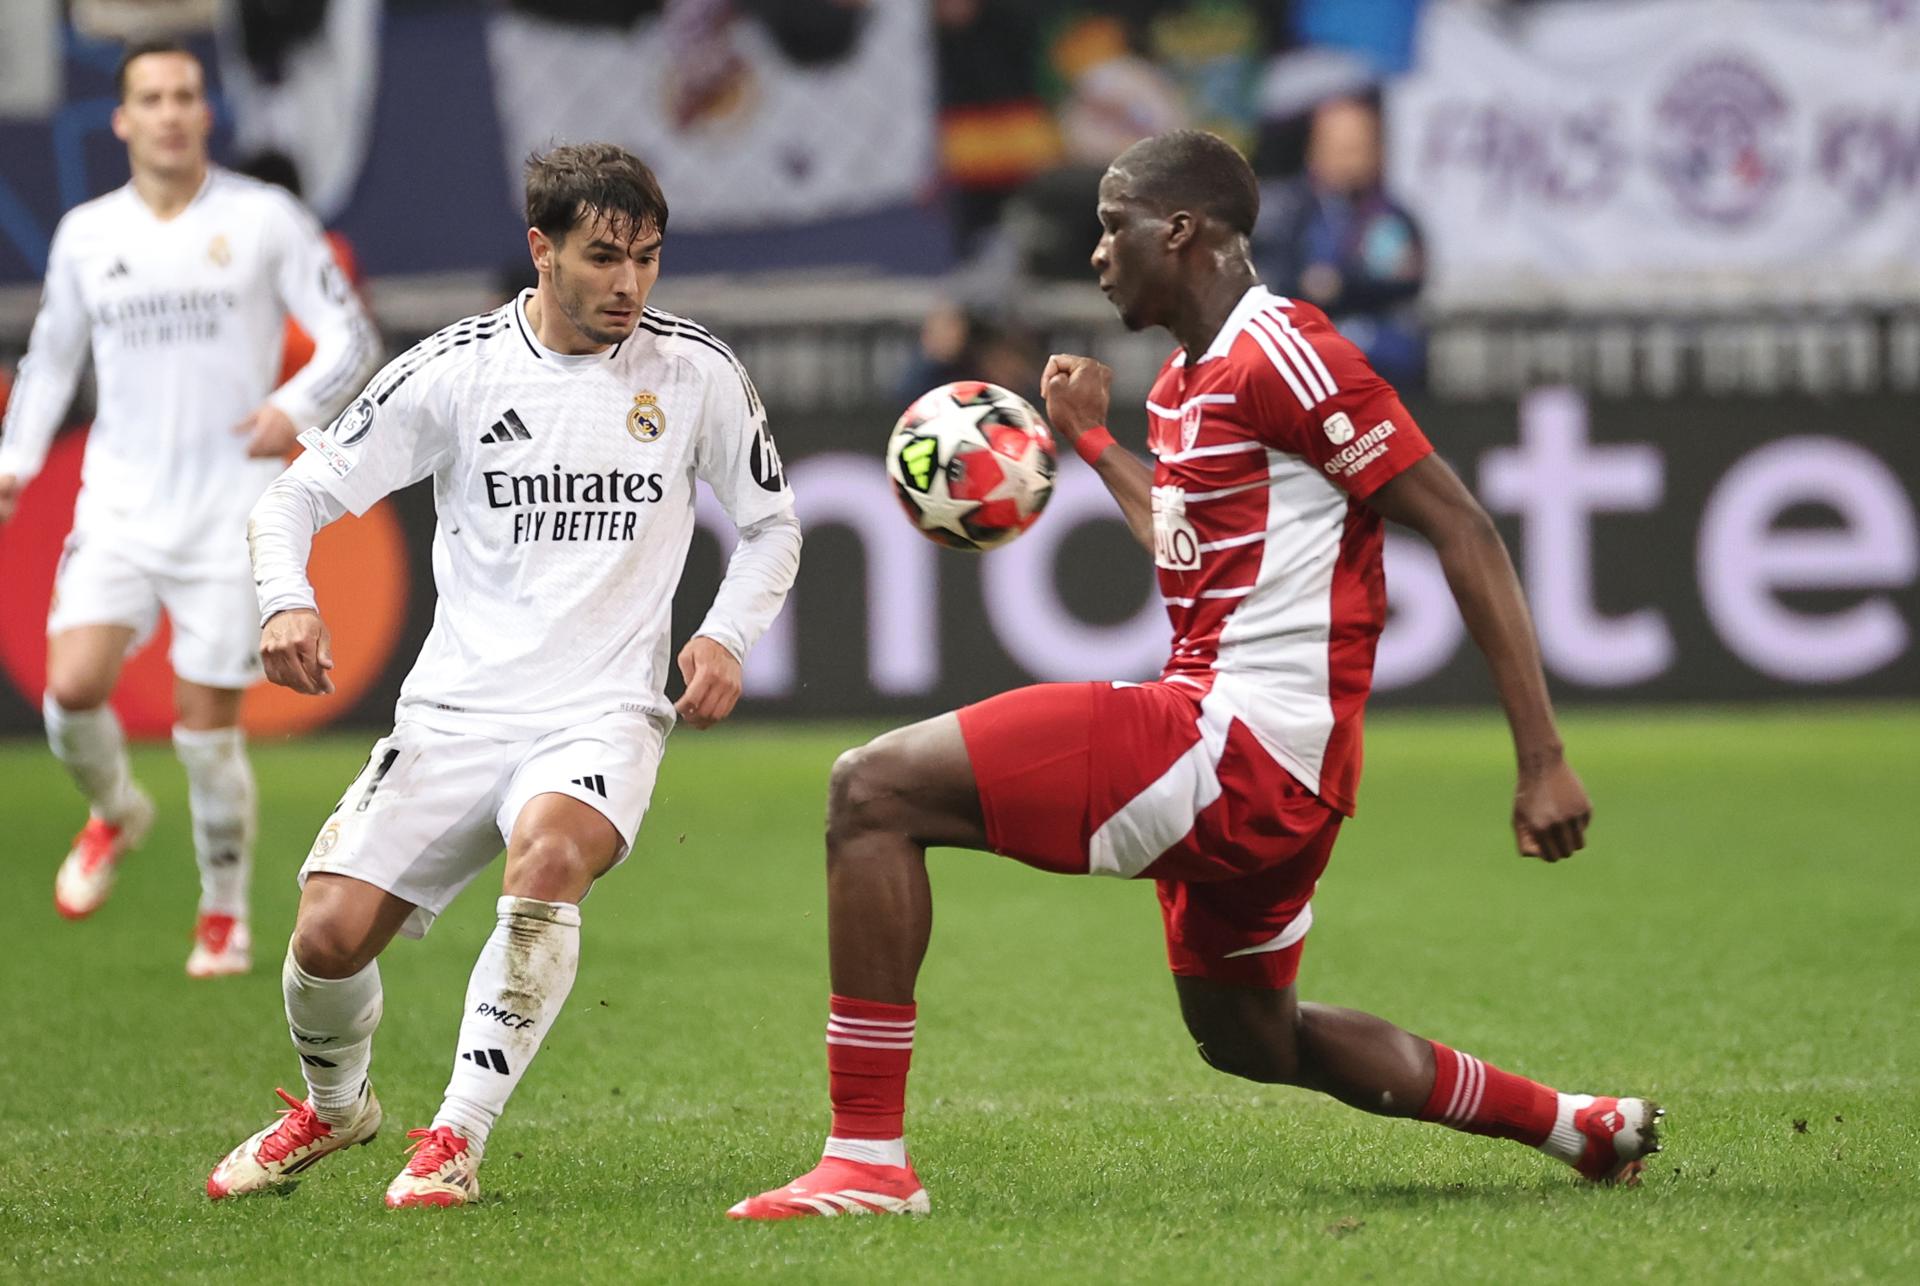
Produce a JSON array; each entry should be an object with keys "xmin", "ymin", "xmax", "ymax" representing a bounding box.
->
[
  {"xmin": 674, "ymin": 635, "xmax": 742, "ymax": 730},
  {"xmin": 1042, "ymin": 354, "xmax": 1113, "ymax": 442},
  {"xmin": 261, "ymin": 608, "xmax": 335, "ymax": 695},
  {"xmin": 236, "ymin": 404, "xmax": 300, "ymax": 459},
  {"xmin": 1513, "ymin": 757, "xmax": 1591, "ymax": 862},
  {"xmin": 0, "ymin": 474, "xmax": 19, "ymax": 524}
]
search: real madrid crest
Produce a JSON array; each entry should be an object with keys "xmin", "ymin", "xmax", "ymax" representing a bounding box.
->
[
  {"xmin": 627, "ymin": 392, "xmax": 665, "ymax": 442},
  {"xmin": 208, "ymin": 234, "xmax": 232, "ymax": 267}
]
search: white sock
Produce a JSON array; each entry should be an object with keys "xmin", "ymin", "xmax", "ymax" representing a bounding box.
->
[
  {"xmin": 1538, "ymin": 1092, "xmax": 1596, "ymax": 1163},
  {"xmin": 431, "ymin": 896, "xmax": 582, "ymax": 1156},
  {"xmin": 823, "ymin": 1136, "xmax": 908, "ymax": 1167},
  {"xmin": 283, "ymin": 947, "xmax": 383, "ymax": 1123},
  {"xmin": 173, "ymin": 725, "xmax": 256, "ymax": 917},
  {"xmin": 43, "ymin": 694, "xmax": 140, "ymax": 821}
]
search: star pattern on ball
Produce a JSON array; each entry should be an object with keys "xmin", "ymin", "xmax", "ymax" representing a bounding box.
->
[
  {"xmin": 984, "ymin": 439, "xmax": 1053, "ymax": 519},
  {"xmin": 910, "ymin": 474, "xmax": 983, "ymax": 540}
]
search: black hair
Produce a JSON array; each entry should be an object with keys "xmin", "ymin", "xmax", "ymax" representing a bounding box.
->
[
  {"xmin": 525, "ymin": 143, "xmax": 670, "ymax": 246},
  {"xmin": 1110, "ymin": 130, "xmax": 1260, "ymax": 237},
  {"xmin": 115, "ymin": 39, "xmax": 203, "ymax": 102},
  {"xmin": 235, "ymin": 150, "xmax": 303, "ymax": 197}
]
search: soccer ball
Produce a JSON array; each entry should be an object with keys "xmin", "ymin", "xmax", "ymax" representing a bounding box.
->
[{"xmin": 886, "ymin": 381, "xmax": 1056, "ymax": 551}]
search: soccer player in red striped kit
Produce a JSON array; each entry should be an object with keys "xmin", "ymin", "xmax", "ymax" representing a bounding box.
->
[{"xmin": 731, "ymin": 131, "xmax": 1661, "ymax": 1219}]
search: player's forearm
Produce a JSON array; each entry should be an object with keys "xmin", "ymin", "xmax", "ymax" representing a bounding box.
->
[
  {"xmin": 1433, "ymin": 512, "xmax": 1565, "ymax": 769},
  {"xmin": 248, "ymin": 466, "xmax": 348, "ymax": 624},
  {"xmin": 1087, "ymin": 440, "xmax": 1156, "ymax": 553},
  {"xmin": 270, "ymin": 311, "xmax": 381, "ymax": 429},
  {"xmin": 0, "ymin": 344, "xmax": 88, "ymax": 482},
  {"xmin": 695, "ymin": 509, "xmax": 802, "ymax": 661}
]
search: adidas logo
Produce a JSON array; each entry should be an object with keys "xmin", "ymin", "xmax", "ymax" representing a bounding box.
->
[
  {"xmin": 299, "ymin": 1053, "xmax": 339, "ymax": 1069},
  {"xmin": 461, "ymin": 1048, "xmax": 510, "ymax": 1075},
  {"xmin": 570, "ymin": 773, "xmax": 607, "ymax": 798},
  {"xmin": 480, "ymin": 409, "xmax": 532, "ymax": 444},
  {"xmin": 105, "ymin": 259, "xmax": 130, "ymax": 279}
]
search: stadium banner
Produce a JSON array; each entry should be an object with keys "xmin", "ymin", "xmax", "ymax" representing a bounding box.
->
[
  {"xmin": 0, "ymin": 388, "xmax": 1914, "ymax": 739},
  {"xmin": 0, "ymin": 0, "xmax": 62, "ymax": 119},
  {"xmin": 485, "ymin": 1, "xmax": 936, "ymax": 233},
  {"xmin": 1387, "ymin": 0, "xmax": 1920, "ymax": 308}
]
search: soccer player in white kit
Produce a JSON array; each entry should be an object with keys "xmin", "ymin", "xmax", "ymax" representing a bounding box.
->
[
  {"xmin": 205, "ymin": 143, "xmax": 802, "ymax": 1208},
  {"xmin": 0, "ymin": 42, "xmax": 378, "ymax": 974}
]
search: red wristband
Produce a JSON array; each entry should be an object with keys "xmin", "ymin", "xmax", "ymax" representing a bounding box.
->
[{"xmin": 1073, "ymin": 426, "xmax": 1116, "ymax": 466}]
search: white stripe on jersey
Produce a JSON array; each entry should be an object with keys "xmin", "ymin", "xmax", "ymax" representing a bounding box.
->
[
  {"xmin": 1196, "ymin": 530, "xmax": 1266, "ymax": 553},
  {"xmin": 1271, "ymin": 307, "xmax": 1339, "ymax": 397},
  {"xmin": 1182, "ymin": 456, "xmax": 1307, "ymax": 503},
  {"xmin": 1145, "ymin": 392, "xmax": 1238, "ymax": 418},
  {"xmin": 1155, "ymin": 440, "xmax": 1266, "ymax": 464},
  {"xmin": 1248, "ymin": 308, "xmax": 1336, "ymax": 406},
  {"xmin": 1241, "ymin": 315, "xmax": 1317, "ymax": 410},
  {"xmin": 1163, "ymin": 586, "xmax": 1257, "ymax": 607}
]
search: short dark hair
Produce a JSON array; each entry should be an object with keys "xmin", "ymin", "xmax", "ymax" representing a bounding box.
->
[
  {"xmin": 115, "ymin": 39, "xmax": 203, "ymax": 102},
  {"xmin": 1110, "ymin": 130, "xmax": 1260, "ymax": 237},
  {"xmin": 525, "ymin": 143, "xmax": 670, "ymax": 246}
]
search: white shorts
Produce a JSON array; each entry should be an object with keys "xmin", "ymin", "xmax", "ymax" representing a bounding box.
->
[
  {"xmin": 298, "ymin": 709, "xmax": 669, "ymax": 939},
  {"xmin": 47, "ymin": 534, "xmax": 262, "ymax": 690}
]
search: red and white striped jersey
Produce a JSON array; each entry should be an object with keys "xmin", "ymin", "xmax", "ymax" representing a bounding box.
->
[{"xmin": 1144, "ymin": 285, "xmax": 1432, "ymax": 815}]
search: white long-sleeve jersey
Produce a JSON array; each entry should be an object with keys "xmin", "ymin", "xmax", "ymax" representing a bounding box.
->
[
  {"xmin": 0, "ymin": 168, "xmax": 379, "ymax": 574},
  {"xmin": 248, "ymin": 295, "xmax": 802, "ymax": 736}
]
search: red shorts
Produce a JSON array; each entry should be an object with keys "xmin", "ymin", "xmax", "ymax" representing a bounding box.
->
[{"xmin": 956, "ymin": 681, "xmax": 1340, "ymax": 988}]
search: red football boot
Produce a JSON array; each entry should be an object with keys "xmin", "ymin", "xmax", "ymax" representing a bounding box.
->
[{"xmin": 728, "ymin": 1156, "xmax": 929, "ymax": 1220}]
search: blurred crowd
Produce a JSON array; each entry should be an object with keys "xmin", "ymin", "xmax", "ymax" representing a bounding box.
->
[
  {"xmin": 927, "ymin": 0, "xmax": 1430, "ymax": 401},
  {"xmin": 60, "ymin": 0, "xmax": 1432, "ymax": 399}
]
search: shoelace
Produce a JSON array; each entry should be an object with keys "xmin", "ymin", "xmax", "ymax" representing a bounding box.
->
[
  {"xmin": 196, "ymin": 916, "xmax": 234, "ymax": 952},
  {"xmin": 401, "ymin": 1126, "xmax": 468, "ymax": 1177},
  {"xmin": 255, "ymin": 1088, "xmax": 328, "ymax": 1165},
  {"xmin": 75, "ymin": 819, "xmax": 119, "ymax": 874}
]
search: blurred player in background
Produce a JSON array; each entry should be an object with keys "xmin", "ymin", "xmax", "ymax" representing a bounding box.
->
[
  {"xmin": 207, "ymin": 144, "xmax": 801, "ymax": 1208},
  {"xmin": 0, "ymin": 41, "xmax": 378, "ymax": 975},
  {"xmin": 732, "ymin": 131, "xmax": 1659, "ymax": 1219},
  {"xmin": 232, "ymin": 150, "xmax": 367, "ymax": 386}
]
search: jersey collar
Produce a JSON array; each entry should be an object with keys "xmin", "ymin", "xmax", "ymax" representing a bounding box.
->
[
  {"xmin": 1170, "ymin": 284, "xmax": 1281, "ymax": 367},
  {"xmin": 513, "ymin": 289, "xmax": 626, "ymax": 367}
]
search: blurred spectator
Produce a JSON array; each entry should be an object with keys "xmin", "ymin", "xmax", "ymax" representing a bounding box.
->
[
  {"xmin": 1255, "ymin": 96, "xmax": 1425, "ymax": 384},
  {"xmin": 233, "ymin": 151, "xmax": 366, "ymax": 390},
  {"xmin": 70, "ymin": 0, "xmax": 217, "ymax": 38},
  {"xmin": 936, "ymin": 0, "xmax": 1062, "ymax": 259},
  {"xmin": 1046, "ymin": 12, "xmax": 1188, "ymax": 166},
  {"xmin": 1293, "ymin": 0, "xmax": 1425, "ymax": 80},
  {"xmin": 894, "ymin": 303, "xmax": 1044, "ymax": 408},
  {"xmin": 216, "ymin": 0, "xmax": 382, "ymax": 222}
]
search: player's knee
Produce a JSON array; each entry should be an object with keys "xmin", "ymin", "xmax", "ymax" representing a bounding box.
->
[
  {"xmin": 825, "ymin": 741, "xmax": 904, "ymax": 841},
  {"xmin": 44, "ymin": 670, "xmax": 112, "ymax": 713},
  {"xmin": 1187, "ymin": 1015, "xmax": 1301, "ymax": 1085},
  {"xmin": 508, "ymin": 831, "xmax": 597, "ymax": 899},
  {"xmin": 290, "ymin": 915, "xmax": 379, "ymax": 979}
]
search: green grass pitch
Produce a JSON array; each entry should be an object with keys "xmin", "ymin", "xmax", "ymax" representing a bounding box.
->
[{"xmin": 1, "ymin": 707, "xmax": 1915, "ymax": 1283}]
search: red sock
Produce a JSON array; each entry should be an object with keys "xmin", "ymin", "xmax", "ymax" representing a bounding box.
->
[
  {"xmin": 1418, "ymin": 1041, "xmax": 1558, "ymax": 1146},
  {"xmin": 826, "ymin": 994, "xmax": 915, "ymax": 1139}
]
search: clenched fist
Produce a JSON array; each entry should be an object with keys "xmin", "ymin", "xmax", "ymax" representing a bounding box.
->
[
  {"xmin": 1041, "ymin": 354, "xmax": 1114, "ymax": 443},
  {"xmin": 261, "ymin": 608, "xmax": 335, "ymax": 695}
]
